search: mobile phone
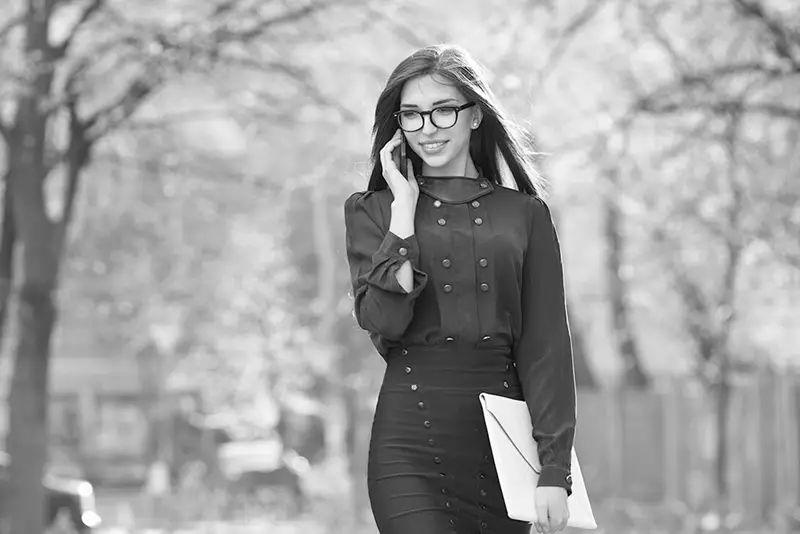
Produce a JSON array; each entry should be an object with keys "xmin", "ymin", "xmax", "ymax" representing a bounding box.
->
[{"xmin": 399, "ymin": 136, "xmax": 408, "ymax": 177}]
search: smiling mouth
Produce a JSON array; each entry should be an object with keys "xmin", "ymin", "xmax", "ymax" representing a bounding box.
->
[{"xmin": 419, "ymin": 140, "xmax": 448, "ymax": 152}]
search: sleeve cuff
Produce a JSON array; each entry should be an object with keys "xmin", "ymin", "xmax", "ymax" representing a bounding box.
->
[
  {"xmin": 538, "ymin": 465, "xmax": 573, "ymax": 496},
  {"xmin": 376, "ymin": 231, "xmax": 421, "ymax": 264},
  {"xmin": 367, "ymin": 231, "xmax": 427, "ymax": 296}
]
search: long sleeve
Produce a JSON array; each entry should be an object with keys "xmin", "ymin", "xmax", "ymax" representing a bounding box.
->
[
  {"xmin": 513, "ymin": 196, "xmax": 577, "ymax": 495},
  {"xmin": 344, "ymin": 192, "xmax": 428, "ymax": 342}
]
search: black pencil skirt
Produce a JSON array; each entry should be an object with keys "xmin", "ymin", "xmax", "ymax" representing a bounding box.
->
[{"xmin": 367, "ymin": 346, "xmax": 532, "ymax": 534}]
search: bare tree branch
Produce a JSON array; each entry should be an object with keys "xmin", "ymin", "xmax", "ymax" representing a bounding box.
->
[
  {"xmin": 715, "ymin": 116, "xmax": 745, "ymax": 346},
  {"xmin": 210, "ymin": 0, "xmax": 243, "ymax": 18},
  {"xmin": 625, "ymin": 0, "xmax": 800, "ymax": 142},
  {"xmin": 730, "ymin": 0, "xmax": 800, "ymax": 70},
  {"xmin": 125, "ymin": 109, "xmax": 266, "ymax": 130},
  {"xmin": 363, "ymin": 4, "xmax": 429, "ymax": 48},
  {"xmin": 652, "ymin": 114, "xmax": 724, "ymax": 162},
  {"xmin": 85, "ymin": 77, "xmax": 155, "ymax": 139},
  {"xmin": 537, "ymin": 0, "xmax": 613, "ymax": 86},
  {"xmin": 637, "ymin": 2, "xmax": 697, "ymax": 78},
  {"xmin": 705, "ymin": 61, "xmax": 800, "ymax": 78},
  {"xmin": 211, "ymin": 0, "xmax": 334, "ymax": 43},
  {"xmin": 637, "ymin": 96, "xmax": 800, "ymax": 121},
  {"xmin": 225, "ymin": 54, "xmax": 360, "ymax": 123},
  {"xmin": 60, "ymin": 96, "xmax": 90, "ymax": 234},
  {"xmin": 53, "ymin": 0, "xmax": 104, "ymax": 58}
]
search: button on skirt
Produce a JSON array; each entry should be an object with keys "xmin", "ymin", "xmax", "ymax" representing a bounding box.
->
[{"xmin": 367, "ymin": 347, "xmax": 531, "ymax": 534}]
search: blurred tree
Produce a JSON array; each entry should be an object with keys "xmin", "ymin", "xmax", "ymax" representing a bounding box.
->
[
  {"xmin": 595, "ymin": 132, "xmax": 650, "ymax": 389},
  {"xmin": 0, "ymin": 0, "xmax": 375, "ymax": 531},
  {"xmin": 633, "ymin": 0, "xmax": 800, "ymax": 268},
  {"xmin": 645, "ymin": 115, "xmax": 747, "ymax": 509},
  {"xmin": 622, "ymin": 0, "xmax": 799, "ymax": 509}
]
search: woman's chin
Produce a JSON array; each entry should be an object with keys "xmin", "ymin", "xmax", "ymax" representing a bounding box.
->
[{"xmin": 420, "ymin": 153, "xmax": 452, "ymax": 171}]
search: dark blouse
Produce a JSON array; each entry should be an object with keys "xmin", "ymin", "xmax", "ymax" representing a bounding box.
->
[{"xmin": 343, "ymin": 173, "xmax": 576, "ymax": 493}]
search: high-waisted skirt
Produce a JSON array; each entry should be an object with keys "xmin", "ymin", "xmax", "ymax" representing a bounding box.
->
[{"xmin": 367, "ymin": 346, "xmax": 531, "ymax": 534}]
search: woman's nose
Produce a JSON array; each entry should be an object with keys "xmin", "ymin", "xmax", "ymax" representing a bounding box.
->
[{"xmin": 421, "ymin": 116, "xmax": 438, "ymax": 135}]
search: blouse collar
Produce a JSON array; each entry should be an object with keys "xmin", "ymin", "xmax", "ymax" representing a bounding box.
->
[{"xmin": 416, "ymin": 170, "xmax": 494, "ymax": 204}]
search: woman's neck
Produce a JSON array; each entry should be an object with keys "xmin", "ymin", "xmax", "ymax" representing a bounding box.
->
[{"xmin": 421, "ymin": 155, "xmax": 479, "ymax": 179}]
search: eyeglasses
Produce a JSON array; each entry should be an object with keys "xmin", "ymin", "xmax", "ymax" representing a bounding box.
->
[{"xmin": 393, "ymin": 102, "xmax": 476, "ymax": 132}]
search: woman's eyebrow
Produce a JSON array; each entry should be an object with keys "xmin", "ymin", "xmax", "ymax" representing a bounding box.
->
[{"xmin": 399, "ymin": 98, "xmax": 458, "ymax": 109}]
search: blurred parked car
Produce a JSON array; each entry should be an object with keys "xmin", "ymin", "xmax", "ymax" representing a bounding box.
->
[{"xmin": 0, "ymin": 452, "xmax": 101, "ymax": 533}]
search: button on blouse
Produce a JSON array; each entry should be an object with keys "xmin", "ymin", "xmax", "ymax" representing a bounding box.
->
[{"xmin": 344, "ymin": 173, "xmax": 577, "ymax": 494}]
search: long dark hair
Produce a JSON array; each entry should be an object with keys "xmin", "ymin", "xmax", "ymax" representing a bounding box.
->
[{"xmin": 367, "ymin": 44, "xmax": 544, "ymax": 197}]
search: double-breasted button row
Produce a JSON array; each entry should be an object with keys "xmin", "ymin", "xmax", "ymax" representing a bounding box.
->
[
  {"xmin": 406, "ymin": 369, "xmax": 450, "ymax": 501},
  {"xmin": 477, "ymin": 466, "xmax": 491, "ymax": 531}
]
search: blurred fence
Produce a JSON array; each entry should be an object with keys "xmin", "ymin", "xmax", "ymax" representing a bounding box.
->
[{"xmin": 576, "ymin": 370, "xmax": 800, "ymax": 519}]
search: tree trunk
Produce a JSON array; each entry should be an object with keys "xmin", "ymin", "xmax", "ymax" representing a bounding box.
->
[
  {"xmin": 7, "ymin": 116, "xmax": 60, "ymax": 534},
  {"xmin": 714, "ymin": 370, "xmax": 731, "ymax": 505},
  {"xmin": 7, "ymin": 278, "xmax": 56, "ymax": 534},
  {"xmin": 0, "ymin": 170, "xmax": 16, "ymax": 353},
  {"xmin": 566, "ymin": 300, "xmax": 598, "ymax": 389},
  {"xmin": 311, "ymin": 179, "xmax": 353, "ymax": 521},
  {"xmin": 6, "ymin": 2, "xmax": 70, "ymax": 533},
  {"xmin": 602, "ymin": 170, "xmax": 649, "ymax": 389},
  {"xmin": 549, "ymin": 210, "xmax": 598, "ymax": 389}
]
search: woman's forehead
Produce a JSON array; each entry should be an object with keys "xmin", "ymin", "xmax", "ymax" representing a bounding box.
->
[{"xmin": 400, "ymin": 75, "xmax": 464, "ymax": 106}]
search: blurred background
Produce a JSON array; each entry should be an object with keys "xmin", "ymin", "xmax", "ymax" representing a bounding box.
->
[{"xmin": 0, "ymin": 0, "xmax": 798, "ymax": 533}]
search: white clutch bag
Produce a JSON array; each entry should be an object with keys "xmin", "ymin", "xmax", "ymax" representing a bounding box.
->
[{"xmin": 479, "ymin": 392, "xmax": 597, "ymax": 530}]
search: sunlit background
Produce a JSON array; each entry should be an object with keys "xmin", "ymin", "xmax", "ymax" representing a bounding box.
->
[{"xmin": 0, "ymin": 0, "xmax": 798, "ymax": 533}]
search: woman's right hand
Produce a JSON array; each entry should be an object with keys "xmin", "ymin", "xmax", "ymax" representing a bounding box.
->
[{"xmin": 380, "ymin": 129, "xmax": 419, "ymax": 210}]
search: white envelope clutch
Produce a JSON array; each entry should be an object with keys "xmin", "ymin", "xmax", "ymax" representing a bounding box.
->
[{"xmin": 479, "ymin": 392, "xmax": 597, "ymax": 530}]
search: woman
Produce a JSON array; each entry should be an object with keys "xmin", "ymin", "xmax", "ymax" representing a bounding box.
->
[{"xmin": 344, "ymin": 44, "xmax": 576, "ymax": 534}]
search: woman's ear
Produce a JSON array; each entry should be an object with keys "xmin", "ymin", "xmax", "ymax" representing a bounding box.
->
[{"xmin": 471, "ymin": 109, "xmax": 483, "ymax": 129}]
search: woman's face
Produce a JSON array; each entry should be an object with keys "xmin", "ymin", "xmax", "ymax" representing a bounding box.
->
[{"xmin": 398, "ymin": 74, "xmax": 480, "ymax": 176}]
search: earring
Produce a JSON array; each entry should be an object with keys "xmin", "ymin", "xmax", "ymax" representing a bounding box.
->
[{"xmin": 472, "ymin": 120, "xmax": 479, "ymax": 129}]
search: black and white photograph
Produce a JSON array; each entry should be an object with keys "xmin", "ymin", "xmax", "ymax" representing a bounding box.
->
[{"xmin": 0, "ymin": 0, "xmax": 798, "ymax": 533}]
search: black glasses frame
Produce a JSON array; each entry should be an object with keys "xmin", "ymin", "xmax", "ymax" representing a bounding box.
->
[{"xmin": 393, "ymin": 101, "xmax": 477, "ymax": 132}]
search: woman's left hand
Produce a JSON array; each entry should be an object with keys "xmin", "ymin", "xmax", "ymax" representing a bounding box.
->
[{"xmin": 534, "ymin": 486, "xmax": 569, "ymax": 533}]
